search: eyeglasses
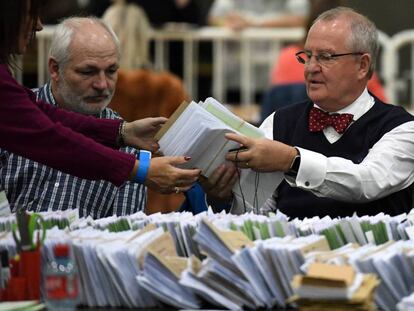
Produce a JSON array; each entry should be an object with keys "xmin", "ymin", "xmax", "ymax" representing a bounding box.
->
[{"xmin": 295, "ymin": 50, "xmax": 365, "ymax": 67}]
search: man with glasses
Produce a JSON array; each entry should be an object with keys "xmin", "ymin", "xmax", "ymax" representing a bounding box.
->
[{"xmin": 218, "ymin": 7, "xmax": 414, "ymax": 218}]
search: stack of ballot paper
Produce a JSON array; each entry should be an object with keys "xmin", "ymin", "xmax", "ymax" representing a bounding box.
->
[
  {"xmin": 155, "ymin": 97, "xmax": 264, "ymax": 178},
  {"xmin": 192, "ymin": 219, "xmax": 330, "ymax": 309},
  {"xmin": 137, "ymin": 232, "xmax": 201, "ymax": 309},
  {"xmin": 300, "ymin": 240, "xmax": 414, "ymax": 311},
  {"xmin": 0, "ymin": 301, "xmax": 44, "ymax": 311},
  {"xmin": 3, "ymin": 210, "xmax": 414, "ymax": 309},
  {"xmin": 0, "ymin": 191, "xmax": 10, "ymax": 217},
  {"xmin": 291, "ymin": 262, "xmax": 379, "ymax": 311},
  {"xmin": 155, "ymin": 97, "xmax": 283, "ymax": 210},
  {"xmin": 398, "ymin": 292, "xmax": 414, "ymax": 311}
]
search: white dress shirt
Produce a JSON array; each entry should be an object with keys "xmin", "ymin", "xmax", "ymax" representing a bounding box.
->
[{"xmin": 260, "ymin": 88, "xmax": 414, "ymax": 202}]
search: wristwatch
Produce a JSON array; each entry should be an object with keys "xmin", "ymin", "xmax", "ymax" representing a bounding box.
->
[{"xmin": 287, "ymin": 148, "xmax": 301, "ymax": 177}]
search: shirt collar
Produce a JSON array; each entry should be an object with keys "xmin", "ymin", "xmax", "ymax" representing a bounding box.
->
[
  {"xmin": 44, "ymin": 81, "xmax": 58, "ymax": 107},
  {"xmin": 314, "ymin": 88, "xmax": 375, "ymax": 121}
]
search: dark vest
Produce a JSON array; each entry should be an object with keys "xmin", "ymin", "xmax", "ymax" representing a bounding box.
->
[{"xmin": 273, "ymin": 97, "xmax": 414, "ymax": 219}]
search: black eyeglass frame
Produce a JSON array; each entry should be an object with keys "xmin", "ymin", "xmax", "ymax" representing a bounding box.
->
[{"xmin": 295, "ymin": 50, "xmax": 366, "ymax": 65}]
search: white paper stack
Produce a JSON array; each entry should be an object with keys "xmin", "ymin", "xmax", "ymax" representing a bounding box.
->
[{"xmin": 156, "ymin": 97, "xmax": 264, "ymax": 178}]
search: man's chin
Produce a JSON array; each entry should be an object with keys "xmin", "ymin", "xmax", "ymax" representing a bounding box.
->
[{"xmin": 76, "ymin": 103, "xmax": 106, "ymax": 115}]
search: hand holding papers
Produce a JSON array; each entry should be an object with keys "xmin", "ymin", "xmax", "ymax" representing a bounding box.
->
[
  {"xmin": 155, "ymin": 97, "xmax": 283, "ymax": 212},
  {"xmin": 224, "ymin": 131, "xmax": 298, "ymax": 173},
  {"xmin": 155, "ymin": 97, "xmax": 264, "ymax": 178}
]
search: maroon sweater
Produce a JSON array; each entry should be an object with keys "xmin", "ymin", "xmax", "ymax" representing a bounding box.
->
[{"xmin": 0, "ymin": 64, "xmax": 135, "ymax": 186}]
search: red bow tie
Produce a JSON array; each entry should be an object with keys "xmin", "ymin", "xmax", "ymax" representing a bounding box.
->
[{"xmin": 308, "ymin": 107, "xmax": 354, "ymax": 134}]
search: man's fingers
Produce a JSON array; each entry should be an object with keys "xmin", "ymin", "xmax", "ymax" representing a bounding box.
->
[
  {"xmin": 167, "ymin": 156, "xmax": 190, "ymax": 165},
  {"xmin": 151, "ymin": 117, "xmax": 168, "ymax": 126},
  {"xmin": 225, "ymin": 151, "xmax": 249, "ymax": 163},
  {"xmin": 225, "ymin": 133, "xmax": 248, "ymax": 146},
  {"xmin": 172, "ymin": 166, "xmax": 202, "ymax": 180},
  {"xmin": 228, "ymin": 172, "xmax": 239, "ymax": 187},
  {"xmin": 221, "ymin": 165, "xmax": 238, "ymax": 183},
  {"xmin": 206, "ymin": 164, "xmax": 226, "ymax": 186}
]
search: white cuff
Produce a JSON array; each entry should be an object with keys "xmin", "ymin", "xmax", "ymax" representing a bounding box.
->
[{"xmin": 293, "ymin": 147, "xmax": 327, "ymax": 189}]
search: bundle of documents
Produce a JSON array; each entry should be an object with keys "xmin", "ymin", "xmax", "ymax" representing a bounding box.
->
[
  {"xmin": 2, "ymin": 210, "xmax": 414, "ymax": 309},
  {"xmin": 192, "ymin": 219, "xmax": 330, "ymax": 309},
  {"xmin": 291, "ymin": 212, "xmax": 414, "ymax": 249},
  {"xmin": 137, "ymin": 232, "xmax": 201, "ymax": 309},
  {"xmin": 300, "ymin": 240, "xmax": 414, "ymax": 311},
  {"xmin": 291, "ymin": 262, "xmax": 379, "ymax": 311},
  {"xmin": 398, "ymin": 292, "xmax": 414, "ymax": 311},
  {"xmin": 0, "ymin": 301, "xmax": 44, "ymax": 311},
  {"xmin": 0, "ymin": 191, "xmax": 10, "ymax": 217},
  {"xmin": 154, "ymin": 97, "xmax": 283, "ymax": 210},
  {"xmin": 155, "ymin": 97, "xmax": 264, "ymax": 178}
]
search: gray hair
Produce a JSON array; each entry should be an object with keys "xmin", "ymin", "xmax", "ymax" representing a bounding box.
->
[
  {"xmin": 312, "ymin": 7, "xmax": 378, "ymax": 78},
  {"xmin": 48, "ymin": 16, "xmax": 121, "ymax": 70}
]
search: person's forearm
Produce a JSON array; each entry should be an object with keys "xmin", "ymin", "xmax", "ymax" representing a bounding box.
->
[
  {"xmin": 35, "ymin": 98, "xmax": 121, "ymax": 148},
  {"xmin": 0, "ymin": 78, "xmax": 134, "ymax": 186},
  {"xmin": 292, "ymin": 122, "xmax": 414, "ymax": 201}
]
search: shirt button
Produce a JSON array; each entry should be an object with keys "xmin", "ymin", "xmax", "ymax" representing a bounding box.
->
[
  {"xmin": 54, "ymin": 182, "xmax": 59, "ymax": 187},
  {"xmin": 305, "ymin": 181, "xmax": 310, "ymax": 187}
]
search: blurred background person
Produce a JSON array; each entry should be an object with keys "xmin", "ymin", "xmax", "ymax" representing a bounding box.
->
[
  {"xmin": 208, "ymin": 0, "xmax": 309, "ymax": 103},
  {"xmin": 102, "ymin": 0, "xmax": 151, "ymax": 70}
]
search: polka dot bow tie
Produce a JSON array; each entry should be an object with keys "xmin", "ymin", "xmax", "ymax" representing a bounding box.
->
[{"xmin": 308, "ymin": 107, "xmax": 354, "ymax": 134}]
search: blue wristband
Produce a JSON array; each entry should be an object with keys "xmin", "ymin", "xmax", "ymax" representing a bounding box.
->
[{"xmin": 134, "ymin": 150, "xmax": 151, "ymax": 184}]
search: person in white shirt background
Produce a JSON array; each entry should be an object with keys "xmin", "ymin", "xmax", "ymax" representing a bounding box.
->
[{"xmin": 207, "ymin": 0, "xmax": 309, "ymax": 101}]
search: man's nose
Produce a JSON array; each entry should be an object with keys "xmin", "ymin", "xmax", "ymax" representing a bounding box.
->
[
  {"xmin": 305, "ymin": 56, "xmax": 321, "ymax": 73},
  {"xmin": 93, "ymin": 72, "xmax": 108, "ymax": 90}
]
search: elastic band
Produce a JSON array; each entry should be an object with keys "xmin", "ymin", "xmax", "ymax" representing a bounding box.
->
[{"xmin": 134, "ymin": 150, "xmax": 151, "ymax": 184}]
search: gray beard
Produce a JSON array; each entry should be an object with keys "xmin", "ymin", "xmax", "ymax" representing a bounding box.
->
[{"xmin": 57, "ymin": 78, "xmax": 112, "ymax": 115}]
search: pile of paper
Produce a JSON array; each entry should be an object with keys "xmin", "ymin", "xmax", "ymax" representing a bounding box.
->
[
  {"xmin": 291, "ymin": 262, "xmax": 379, "ymax": 311},
  {"xmin": 137, "ymin": 232, "xmax": 201, "ymax": 309},
  {"xmin": 188, "ymin": 219, "xmax": 330, "ymax": 309},
  {"xmin": 398, "ymin": 292, "xmax": 414, "ymax": 311},
  {"xmin": 2, "ymin": 210, "xmax": 414, "ymax": 309},
  {"xmin": 301, "ymin": 240, "xmax": 414, "ymax": 311},
  {"xmin": 154, "ymin": 97, "xmax": 284, "ymax": 210},
  {"xmin": 0, "ymin": 191, "xmax": 10, "ymax": 217},
  {"xmin": 155, "ymin": 97, "xmax": 264, "ymax": 178},
  {"xmin": 0, "ymin": 301, "xmax": 44, "ymax": 311}
]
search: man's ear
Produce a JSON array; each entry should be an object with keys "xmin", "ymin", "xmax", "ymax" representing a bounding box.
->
[
  {"xmin": 358, "ymin": 53, "xmax": 371, "ymax": 80},
  {"xmin": 48, "ymin": 57, "xmax": 60, "ymax": 81}
]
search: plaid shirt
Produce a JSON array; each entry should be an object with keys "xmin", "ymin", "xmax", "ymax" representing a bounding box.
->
[{"xmin": 0, "ymin": 82, "xmax": 146, "ymax": 218}]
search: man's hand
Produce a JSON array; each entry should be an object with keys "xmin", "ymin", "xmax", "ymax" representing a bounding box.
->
[
  {"xmin": 123, "ymin": 117, "xmax": 167, "ymax": 152},
  {"xmin": 145, "ymin": 156, "xmax": 201, "ymax": 194},
  {"xmin": 199, "ymin": 163, "xmax": 238, "ymax": 202},
  {"xmin": 225, "ymin": 133, "xmax": 297, "ymax": 172}
]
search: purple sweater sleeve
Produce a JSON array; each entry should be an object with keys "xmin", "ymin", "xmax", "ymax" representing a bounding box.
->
[{"xmin": 0, "ymin": 64, "xmax": 135, "ymax": 186}]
